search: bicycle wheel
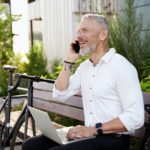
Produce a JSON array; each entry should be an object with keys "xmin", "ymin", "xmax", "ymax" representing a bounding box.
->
[
  {"xmin": 10, "ymin": 114, "xmax": 36, "ymax": 150},
  {"xmin": 8, "ymin": 114, "xmax": 27, "ymax": 150},
  {"xmin": 0, "ymin": 98, "xmax": 7, "ymax": 147},
  {"xmin": 0, "ymin": 98, "xmax": 7, "ymax": 123}
]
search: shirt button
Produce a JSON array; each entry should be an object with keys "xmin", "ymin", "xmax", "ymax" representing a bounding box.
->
[
  {"xmin": 89, "ymin": 87, "xmax": 92, "ymax": 90},
  {"xmin": 90, "ymin": 99, "xmax": 92, "ymax": 102},
  {"xmin": 92, "ymin": 75, "xmax": 95, "ymax": 77},
  {"xmin": 90, "ymin": 112, "xmax": 93, "ymax": 115}
]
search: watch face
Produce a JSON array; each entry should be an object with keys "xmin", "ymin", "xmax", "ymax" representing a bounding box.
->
[
  {"xmin": 95, "ymin": 123, "xmax": 103, "ymax": 135},
  {"xmin": 96, "ymin": 123, "xmax": 102, "ymax": 129}
]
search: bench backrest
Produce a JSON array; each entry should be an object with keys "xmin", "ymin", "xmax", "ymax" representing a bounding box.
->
[
  {"xmin": 33, "ymin": 82, "xmax": 84, "ymax": 121},
  {"xmin": 33, "ymin": 81, "xmax": 150, "ymax": 138}
]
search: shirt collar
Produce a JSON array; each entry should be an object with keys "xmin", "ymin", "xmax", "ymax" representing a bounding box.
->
[
  {"xmin": 88, "ymin": 48, "xmax": 116, "ymax": 65},
  {"xmin": 101, "ymin": 48, "xmax": 116, "ymax": 63}
]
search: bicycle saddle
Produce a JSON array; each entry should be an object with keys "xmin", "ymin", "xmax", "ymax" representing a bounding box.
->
[{"xmin": 3, "ymin": 65, "xmax": 17, "ymax": 71}]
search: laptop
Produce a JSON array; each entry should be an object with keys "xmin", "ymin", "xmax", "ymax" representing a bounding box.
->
[{"xmin": 28, "ymin": 106, "xmax": 94, "ymax": 144}]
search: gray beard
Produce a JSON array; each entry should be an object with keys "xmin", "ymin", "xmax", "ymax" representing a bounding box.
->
[{"xmin": 79, "ymin": 44, "xmax": 96, "ymax": 56}]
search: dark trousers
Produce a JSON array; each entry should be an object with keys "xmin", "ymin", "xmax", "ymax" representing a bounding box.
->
[{"xmin": 22, "ymin": 134, "xmax": 130, "ymax": 150}]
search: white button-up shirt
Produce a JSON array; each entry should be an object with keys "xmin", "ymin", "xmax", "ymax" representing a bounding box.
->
[{"xmin": 52, "ymin": 48, "xmax": 144, "ymax": 133}]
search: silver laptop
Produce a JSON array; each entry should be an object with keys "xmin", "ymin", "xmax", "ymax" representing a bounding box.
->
[{"xmin": 28, "ymin": 106, "xmax": 94, "ymax": 145}]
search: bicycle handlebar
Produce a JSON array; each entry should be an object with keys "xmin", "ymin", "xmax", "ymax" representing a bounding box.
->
[
  {"xmin": 16, "ymin": 73, "xmax": 55, "ymax": 83},
  {"xmin": 8, "ymin": 73, "xmax": 55, "ymax": 92}
]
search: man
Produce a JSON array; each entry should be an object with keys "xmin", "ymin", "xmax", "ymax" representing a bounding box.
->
[{"xmin": 22, "ymin": 14, "xmax": 144, "ymax": 150}]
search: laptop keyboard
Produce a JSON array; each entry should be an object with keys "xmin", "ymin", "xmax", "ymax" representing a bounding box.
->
[{"xmin": 57, "ymin": 130, "xmax": 68, "ymax": 143}]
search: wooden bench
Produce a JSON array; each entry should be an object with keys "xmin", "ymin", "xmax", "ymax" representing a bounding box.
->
[
  {"xmin": 32, "ymin": 81, "xmax": 150, "ymax": 141},
  {"xmin": 33, "ymin": 82, "xmax": 84, "ymax": 122}
]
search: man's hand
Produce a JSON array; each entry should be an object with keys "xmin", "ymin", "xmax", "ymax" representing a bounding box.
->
[
  {"xmin": 67, "ymin": 125, "xmax": 96, "ymax": 140},
  {"xmin": 66, "ymin": 41, "xmax": 81, "ymax": 63}
]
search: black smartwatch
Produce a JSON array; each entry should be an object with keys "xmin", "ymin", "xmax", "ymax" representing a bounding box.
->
[{"xmin": 95, "ymin": 123, "xmax": 103, "ymax": 135}]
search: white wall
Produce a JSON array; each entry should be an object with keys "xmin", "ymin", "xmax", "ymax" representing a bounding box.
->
[
  {"xmin": 11, "ymin": 0, "xmax": 29, "ymax": 57},
  {"xmin": 28, "ymin": 0, "xmax": 75, "ymax": 63},
  {"xmin": 40, "ymin": 0, "xmax": 74, "ymax": 63}
]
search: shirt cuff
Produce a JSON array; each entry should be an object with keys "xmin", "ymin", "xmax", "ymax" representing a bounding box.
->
[
  {"xmin": 52, "ymin": 84, "xmax": 68, "ymax": 101},
  {"xmin": 119, "ymin": 114, "xmax": 135, "ymax": 132},
  {"xmin": 119, "ymin": 109, "xmax": 144, "ymax": 133}
]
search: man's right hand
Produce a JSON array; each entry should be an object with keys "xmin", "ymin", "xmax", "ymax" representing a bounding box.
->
[
  {"xmin": 65, "ymin": 41, "xmax": 81, "ymax": 63},
  {"xmin": 55, "ymin": 40, "xmax": 81, "ymax": 91}
]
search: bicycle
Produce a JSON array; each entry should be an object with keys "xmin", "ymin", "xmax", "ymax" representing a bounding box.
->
[{"xmin": 0, "ymin": 65, "xmax": 54, "ymax": 150}]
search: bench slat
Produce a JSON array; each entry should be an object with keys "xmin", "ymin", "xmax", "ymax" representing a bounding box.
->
[
  {"xmin": 33, "ymin": 90, "xmax": 83, "ymax": 108},
  {"xmin": 33, "ymin": 98, "xmax": 84, "ymax": 121},
  {"xmin": 143, "ymin": 92, "xmax": 150, "ymax": 104},
  {"xmin": 33, "ymin": 82, "xmax": 54, "ymax": 91}
]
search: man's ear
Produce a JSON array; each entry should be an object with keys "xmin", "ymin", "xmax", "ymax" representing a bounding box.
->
[{"xmin": 99, "ymin": 29, "xmax": 108, "ymax": 41}]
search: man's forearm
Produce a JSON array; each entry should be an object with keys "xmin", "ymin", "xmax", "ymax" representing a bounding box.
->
[
  {"xmin": 55, "ymin": 40, "xmax": 80, "ymax": 91},
  {"xmin": 90, "ymin": 118, "xmax": 127, "ymax": 136},
  {"xmin": 67, "ymin": 118, "xmax": 127, "ymax": 139},
  {"xmin": 55, "ymin": 64, "xmax": 72, "ymax": 91},
  {"xmin": 101, "ymin": 118, "xmax": 127, "ymax": 134}
]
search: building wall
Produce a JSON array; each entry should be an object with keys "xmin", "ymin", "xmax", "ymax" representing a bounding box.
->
[
  {"xmin": 28, "ymin": 0, "xmax": 74, "ymax": 64},
  {"xmin": 11, "ymin": 0, "xmax": 29, "ymax": 56},
  {"xmin": 28, "ymin": 0, "xmax": 119, "ymax": 64},
  {"xmin": 119, "ymin": 0, "xmax": 150, "ymax": 34},
  {"xmin": 40, "ymin": 0, "xmax": 74, "ymax": 63}
]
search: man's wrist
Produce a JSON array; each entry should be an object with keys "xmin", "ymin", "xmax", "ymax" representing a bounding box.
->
[
  {"xmin": 95, "ymin": 123, "xmax": 103, "ymax": 135},
  {"xmin": 64, "ymin": 60, "xmax": 75, "ymax": 65},
  {"xmin": 90, "ymin": 126, "xmax": 97, "ymax": 136},
  {"xmin": 64, "ymin": 62, "xmax": 75, "ymax": 71},
  {"xmin": 65, "ymin": 57, "xmax": 76, "ymax": 63}
]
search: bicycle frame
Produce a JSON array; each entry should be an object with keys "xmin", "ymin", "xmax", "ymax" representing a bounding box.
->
[
  {"xmin": 0, "ymin": 70, "xmax": 54, "ymax": 149},
  {"xmin": 4, "ymin": 78, "xmax": 35, "ymax": 146},
  {"xmin": 2, "ymin": 65, "xmax": 17, "ymax": 139}
]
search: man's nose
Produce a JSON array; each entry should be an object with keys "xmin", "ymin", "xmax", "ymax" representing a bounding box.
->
[
  {"xmin": 76, "ymin": 32, "xmax": 82, "ymax": 41},
  {"xmin": 76, "ymin": 37, "xmax": 83, "ymax": 43}
]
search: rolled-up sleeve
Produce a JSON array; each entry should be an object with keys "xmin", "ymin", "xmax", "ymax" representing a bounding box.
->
[
  {"xmin": 116, "ymin": 63, "xmax": 144, "ymax": 132},
  {"xmin": 52, "ymin": 66, "xmax": 81, "ymax": 101}
]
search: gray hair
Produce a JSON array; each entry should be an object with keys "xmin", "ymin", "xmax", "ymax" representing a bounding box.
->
[{"xmin": 81, "ymin": 14, "xmax": 109, "ymax": 32}]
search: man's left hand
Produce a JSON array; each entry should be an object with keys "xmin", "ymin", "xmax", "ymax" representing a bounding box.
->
[{"xmin": 67, "ymin": 125, "xmax": 96, "ymax": 140}]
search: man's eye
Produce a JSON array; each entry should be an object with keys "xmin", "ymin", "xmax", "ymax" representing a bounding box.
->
[{"xmin": 83, "ymin": 29, "xmax": 88, "ymax": 32}]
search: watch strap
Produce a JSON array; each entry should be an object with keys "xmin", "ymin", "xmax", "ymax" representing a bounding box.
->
[{"xmin": 95, "ymin": 122, "xmax": 103, "ymax": 135}]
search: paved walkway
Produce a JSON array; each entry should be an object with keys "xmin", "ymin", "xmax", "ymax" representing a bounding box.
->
[
  {"xmin": 5, "ymin": 145, "xmax": 22, "ymax": 150},
  {"xmin": 0, "ymin": 103, "xmax": 64, "ymax": 150}
]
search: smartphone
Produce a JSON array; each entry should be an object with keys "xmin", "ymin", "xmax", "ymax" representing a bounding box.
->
[{"xmin": 71, "ymin": 40, "xmax": 80, "ymax": 53}]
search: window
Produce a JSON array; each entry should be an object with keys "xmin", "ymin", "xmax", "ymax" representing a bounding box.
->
[
  {"xmin": 30, "ymin": 18, "xmax": 42, "ymax": 46},
  {"xmin": 28, "ymin": 0, "xmax": 35, "ymax": 3}
]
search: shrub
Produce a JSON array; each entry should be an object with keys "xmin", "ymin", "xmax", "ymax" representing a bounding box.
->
[
  {"xmin": 0, "ymin": 4, "xmax": 14, "ymax": 67},
  {"xmin": 49, "ymin": 55, "xmax": 89, "ymax": 80},
  {"xmin": 48, "ymin": 112, "xmax": 84, "ymax": 127},
  {"xmin": 49, "ymin": 58, "xmax": 63, "ymax": 80},
  {"xmin": 0, "ymin": 4, "xmax": 14, "ymax": 96},
  {"xmin": 0, "ymin": 70, "xmax": 7, "ymax": 96},
  {"xmin": 130, "ymin": 136, "xmax": 142, "ymax": 150},
  {"xmin": 72, "ymin": 55, "xmax": 89, "ymax": 73},
  {"xmin": 140, "ymin": 76, "xmax": 150, "ymax": 92},
  {"xmin": 23, "ymin": 42, "xmax": 48, "ymax": 77}
]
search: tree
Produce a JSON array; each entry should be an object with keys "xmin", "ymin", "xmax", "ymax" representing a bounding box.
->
[
  {"xmin": 0, "ymin": 3, "xmax": 14, "ymax": 67},
  {"xmin": 0, "ymin": 3, "xmax": 14, "ymax": 96},
  {"xmin": 108, "ymin": 0, "xmax": 150, "ymax": 79}
]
